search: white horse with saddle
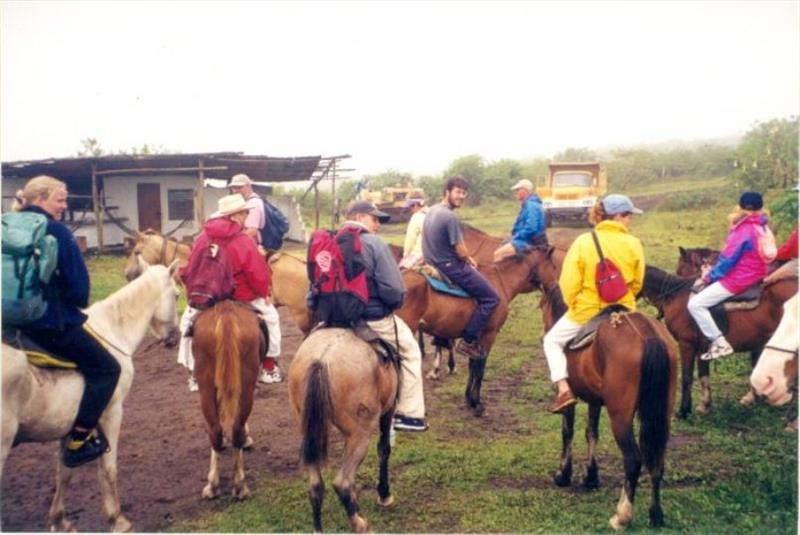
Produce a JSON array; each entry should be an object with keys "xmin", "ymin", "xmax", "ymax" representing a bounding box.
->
[{"xmin": 1, "ymin": 259, "xmax": 180, "ymax": 532}]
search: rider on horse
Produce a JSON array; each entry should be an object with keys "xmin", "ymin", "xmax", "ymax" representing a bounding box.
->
[
  {"xmin": 8, "ymin": 175, "xmax": 121, "ymax": 468},
  {"xmin": 492, "ymin": 178, "xmax": 548, "ymax": 263},
  {"xmin": 542, "ymin": 194, "xmax": 646, "ymax": 413},
  {"xmin": 422, "ymin": 176, "xmax": 499, "ymax": 360},
  {"xmin": 399, "ymin": 197, "xmax": 428, "ymax": 270}
]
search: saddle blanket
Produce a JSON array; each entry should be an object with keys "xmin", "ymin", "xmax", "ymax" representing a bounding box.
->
[{"xmin": 422, "ymin": 274, "xmax": 470, "ymax": 298}]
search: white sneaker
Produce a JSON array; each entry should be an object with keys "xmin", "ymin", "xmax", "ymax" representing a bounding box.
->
[
  {"xmin": 701, "ymin": 337, "xmax": 735, "ymax": 361},
  {"xmin": 258, "ymin": 367, "xmax": 282, "ymax": 384},
  {"xmin": 187, "ymin": 376, "xmax": 199, "ymax": 392}
]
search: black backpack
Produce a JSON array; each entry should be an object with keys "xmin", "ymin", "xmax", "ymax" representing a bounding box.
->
[{"xmin": 259, "ymin": 199, "xmax": 290, "ymax": 251}]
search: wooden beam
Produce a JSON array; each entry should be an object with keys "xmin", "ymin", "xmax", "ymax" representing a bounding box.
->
[
  {"xmin": 91, "ymin": 164, "xmax": 104, "ymax": 253},
  {"xmin": 196, "ymin": 159, "xmax": 206, "ymax": 226},
  {"xmin": 95, "ymin": 165, "xmax": 228, "ymax": 176}
]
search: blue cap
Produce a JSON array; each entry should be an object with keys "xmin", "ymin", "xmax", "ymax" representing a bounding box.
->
[
  {"xmin": 602, "ymin": 194, "xmax": 643, "ymax": 215},
  {"xmin": 738, "ymin": 191, "xmax": 763, "ymax": 210}
]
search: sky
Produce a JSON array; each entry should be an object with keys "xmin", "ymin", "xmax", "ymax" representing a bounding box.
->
[{"xmin": 1, "ymin": 1, "xmax": 798, "ymax": 178}]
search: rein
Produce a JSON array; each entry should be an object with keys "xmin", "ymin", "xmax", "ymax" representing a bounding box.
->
[
  {"xmin": 764, "ymin": 344, "xmax": 799, "ymax": 357},
  {"xmin": 84, "ymin": 322, "xmax": 131, "ymax": 357}
]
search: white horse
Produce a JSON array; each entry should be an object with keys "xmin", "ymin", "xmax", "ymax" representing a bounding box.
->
[
  {"xmin": 1, "ymin": 258, "xmax": 180, "ymax": 532},
  {"xmin": 751, "ymin": 292, "xmax": 799, "ymax": 408}
]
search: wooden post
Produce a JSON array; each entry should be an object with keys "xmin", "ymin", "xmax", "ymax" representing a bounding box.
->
[
  {"xmin": 91, "ymin": 163, "xmax": 104, "ymax": 253},
  {"xmin": 331, "ymin": 159, "xmax": 337, "ymax": 226},
  {"xmin": 196, "ymin": 159, "xmax": 206, "ymax": 226},
  {"xmin": 314, "ymin": 183, "xmax": 320, "ymax": 229}
]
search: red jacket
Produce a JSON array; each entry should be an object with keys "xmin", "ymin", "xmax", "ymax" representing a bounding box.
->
[
  {"xmin": 192, "ymin": 218, "xmax": 270, "ymax": 301},
  {"xmin": 776, "ymin": 226, "xmax": 799, "ymax": 261}
]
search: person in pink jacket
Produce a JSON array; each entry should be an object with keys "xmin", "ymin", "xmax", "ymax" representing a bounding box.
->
[{"xmin": 688, "ymin": 191, "xmax": 770, "ymax": 361}]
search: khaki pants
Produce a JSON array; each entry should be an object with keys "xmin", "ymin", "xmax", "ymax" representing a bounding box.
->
[{"xmin": 366, "ymin": 315, "xmax": 426, "ymax": 419}]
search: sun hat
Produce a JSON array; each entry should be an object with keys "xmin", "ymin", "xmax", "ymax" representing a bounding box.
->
[
  {"xmin": 347, "ymin": 200, "xmax": 391, "ymax": 223},
  {"xmin": 510, "ymin": 179, "xmax": 534, "ymax": 192},
  {"xmin": 602, "ymin": 194, "xmax": 643, "ymax": 215},
  {"xmin": 229, "ymin": 174, "xmax": 253, "ymax": 187},
  {"xmin": 738, "ymin": 191, "xmax": 763, "ymax": 211},
  {"xmin": 210, "ymin": 194, "xmax": 250, "ymax": 219}
]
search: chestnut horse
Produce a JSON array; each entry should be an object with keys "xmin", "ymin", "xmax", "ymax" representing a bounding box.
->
[
  {"xmin": 676, "ymin": 246, "xmax": 719, "ymax": 278},
  {"xmin": 533, "ymin": 252, "xmax": 677, "ymax": 530},
  {"xmin": 123, "ymin": 231, "xmax": 191, "ymax": 282},
  {"xmin": 639, "ymin": 265, "xmax": 797, "ymax": 418},
  {"xmin": 192, "ymin": 301, "xmax": 264, "ymax": 499},
  {"xmin": 288, "ymin": 328, "xmax": 399, "ymax": 533},
  {"xmin": 396, "ymin": 249, "xmax": 544, "ymax": 415}
]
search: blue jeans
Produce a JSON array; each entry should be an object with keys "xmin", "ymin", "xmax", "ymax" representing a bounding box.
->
[{"xmin": 435, "ymin": 260, "xmax": 500, "ymax": 344}]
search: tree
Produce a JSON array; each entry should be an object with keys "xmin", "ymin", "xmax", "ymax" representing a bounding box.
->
[
  {"xmin": 734, "ymin": 116, "xmax": 799, "ymax": 190},
  {"xmin": 553, "ymin": 147, "xmax": 598, "ymax": 162},
  {"xmin": 363, "ymin": 170, "xmax": 414, "ymax": 190},
  {"xmin": 77, "ymin": 137, "xmax": 105, "ymax": 157}
]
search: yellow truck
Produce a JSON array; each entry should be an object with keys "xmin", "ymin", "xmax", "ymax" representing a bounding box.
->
[{"xmin": 536, "ymin": 162, "xmax": 607, "ymax": 226}]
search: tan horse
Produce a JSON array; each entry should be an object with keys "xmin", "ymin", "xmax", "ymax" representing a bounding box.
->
[
  {"xmin": 1, "ymin": 259, "xmax": 180, "ymax": 532},
  {"xmin": 192, "ymin": 301, "xmax": 264, "ymax": 499},
  {"xmin": 123, "ymin": 231, "xmax": 191, "ymax": 281},
  {"xmin": 269, "ymin": 252, "xmax": 314, "ymax": 335},
  {"xmin": 288, "ymin": 328, "xmax": 398, "ymax": 533}
]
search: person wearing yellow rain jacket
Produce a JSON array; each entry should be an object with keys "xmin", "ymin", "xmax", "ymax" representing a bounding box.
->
[{"xmin": 542, "ymin": 194, "xmax": 646, "ymax": 413}]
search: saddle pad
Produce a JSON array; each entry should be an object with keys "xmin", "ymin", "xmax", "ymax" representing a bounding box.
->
[
  {"xmin": 567, "ymin": 304, "xmax": 630, "ymax": 351},
  {"xmin": 2, "ymin": 328, "xmax": 77, "ymax": 369},
  {"xmin": 423, "ymin": 275, "xmax": 470, "ymax": 298}
]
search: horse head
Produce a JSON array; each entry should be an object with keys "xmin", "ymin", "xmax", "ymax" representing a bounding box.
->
[
  {"xmin": 138, "ymin": 256, "xmax": 181, "ymax": 348},
  {"xmin": 751, "ymin": 293, "xmax": 799, "ymax": 406},
  {"xmin": 676, "ymin": 246, "xmax": 719, "ymax": 278},
  {"xmin": 124, "ymin": 232, "xmax": 158, "ymax": 281}
]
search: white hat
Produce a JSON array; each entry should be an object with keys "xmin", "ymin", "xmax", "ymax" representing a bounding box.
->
[
  {"xmin": 511, "ymin": 179, "xmax": 534, "ymax": 192},
  {"xmin": 210, "ymin": 194, "xmax": 250, "ymax": 219},
  {"xmin": 229, "ymin": 174, "xmax": 252, "ymax": 187}
]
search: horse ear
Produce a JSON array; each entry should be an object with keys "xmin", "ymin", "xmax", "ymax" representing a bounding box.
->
[
  {"xmin": 167, "ymin": 259, "xmax": 180, "ymax": 276},
  {"xmin": 678, "ymin": 246, "xmax": 687, "ymax": 259},
  {"xmin": 137, "ymin": 254, "xmax": 151, "ymax": 272}
]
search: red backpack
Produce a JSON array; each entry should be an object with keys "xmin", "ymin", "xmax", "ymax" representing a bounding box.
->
[
  {"xmin": 180, "ymin": 240, "xmax": 235, "ymax": 309},
  {"xmin": 590, "ymin": 230, "xmax": 629, "ymax": 303},
  {"xmin": 307, "ymin": 224, "xmax": 369, "ymax": 327}
]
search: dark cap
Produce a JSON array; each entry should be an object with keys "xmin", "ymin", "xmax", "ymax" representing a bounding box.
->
[
  {"xmin": 739, "ymin": 191, "xmax": 763, "ymax": 211},
  {"xmin": 347, "ymin": 200, "xmax": 391, "ymax": 223}
]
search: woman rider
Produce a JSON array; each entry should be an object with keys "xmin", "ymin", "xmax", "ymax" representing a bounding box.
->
[
  {"xmin": 9, "ymin": 175, "xmax": 121, "ymax": 467},
  {"xmin": 542, "ymin": 194, "xmax": 646, "ymax": 413}
]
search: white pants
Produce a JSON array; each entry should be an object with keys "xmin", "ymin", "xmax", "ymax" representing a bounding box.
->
[
  {"xmin": 542, "ymin": 315, "xmax": 583, "ymax": 383},
  {"xmin": 177, "ymin": 298, "xmax": 282, "ymax": 372},
  {"xmin": 687, "ymin": 282, "xmax": 735, "ymax": 342},
  {"xmin": 366, "ymin": 315, "xmax": 426, "ymax": 419}
]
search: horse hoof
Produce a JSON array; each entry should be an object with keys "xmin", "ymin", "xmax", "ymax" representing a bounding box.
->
[
  {"xmin": 426, "ymin": 371, "xmax": 439, "ymax": 380},
  {"xmin": 553, "ymin": 471, "xmax": 571, "ymax": 487},
  {"xmin": 243, "ymin": 435, "xmax": 255, "ymax": 450},
  {"xmin": 582, "ymin": 476, "xmax": 599, "ymax": 490},
  {"xmin": 202, "ymin": 484, "xmax": 219, "ymax": 499},
  {"xmin": 111, "ymin": 515, "xmax": 133, "ymax": 532},
  {"xmin": 695, "ymin": 403, "xmax": 709, "ymax": 415},
  {"xmin": 609, "ymin": 514, "xmax": 627, "ymax": 531},
  {"xmin": 233, "ymin": 484, "xmax": 251, "ymax": 500},
  {"xmin": 785, "ymin": 420, "xmax": 798, "ymax": 433},
  {"xmin": 49, "ymin": 518, "xmax": 75, "ymax": 533},
  {"xmin": 473, "ymin": 403, "xmax": 485, "ymax": 417},
  {"xmin": 649, "ymin": 506, "xmax": 664, "ymax": 527},
  {"xmin": 352, "ymin": 515, "xmax": 369, "ymax": 533},
  {"xmin": 378, "ymin": 494, "xmax": 395, "ymax": 507}
]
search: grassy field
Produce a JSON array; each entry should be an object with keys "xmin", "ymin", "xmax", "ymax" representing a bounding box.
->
[{"xmin": 88, "ymin": 178, "xmax": 797, "ymax": 533}]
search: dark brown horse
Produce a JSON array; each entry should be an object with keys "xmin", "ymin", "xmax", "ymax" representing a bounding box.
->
[
  {"xmin": 396, "ymin": 249, "xmax": 544, "ymax": 415},
  {"xmin": 192, "ymin": 301, "xmax": 265, "ymax": 499},
  {"xmin": 288, "ymin": 328, "xmax": 399, "ymax": 533},
  {"xmin": 534, "ymin": 252, "xmax": 678, "ymax": 529},
  {"xmin": 639, "ymin": 265, "xmax": 797, "ymax": 417},
  {"xmin": 676, "ymin": 246, "xmax": 719, "ymax": 278}
]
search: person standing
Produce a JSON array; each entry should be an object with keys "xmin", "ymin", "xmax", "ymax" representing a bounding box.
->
[
  {"xmin": 493, "ymin": 179, "xmax": 547, "ymax": 262},
  {"xmin": 399, "ymin": 197, "xmax": 428, "ymax": 270},
  {"xmin": 421, "ymin": 175, "xmax": 499, "ymax": 359},
  {"xmin": 228, "ymin": 174, "xmax": 283, "ymax": 384}
]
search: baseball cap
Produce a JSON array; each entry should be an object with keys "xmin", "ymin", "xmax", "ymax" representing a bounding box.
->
[
  {"xmin": 229, "ymin": 174, "xmax": 253, "ymax": 187},
  {"xmin": 347, "ymin": 200, "xmax": 391, "ymax": 223},
  {"xmin": 602, "ymin": 194, "xmax": 643, "ymax": 215},
  {"xmin": 511, "ymin": 179, "xmax": 534, "ymax": 191}
]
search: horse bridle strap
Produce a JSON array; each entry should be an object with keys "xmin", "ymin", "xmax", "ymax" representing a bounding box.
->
[
  {"xmin": 83, "ymin": 322, "xmax": 130, "ymax": 357},
  {"xmin": 764, "ymin": 344, "xmax": 799, "ymax": 357}
]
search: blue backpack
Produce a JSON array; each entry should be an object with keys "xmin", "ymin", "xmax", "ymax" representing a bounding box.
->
[
  {"xmin": 260, "ymin": 199, "xmax": 290, "ymax": 251},
  {"xmin": 2, "ymin": 212, "xmax": 59, "ymax": 325}
]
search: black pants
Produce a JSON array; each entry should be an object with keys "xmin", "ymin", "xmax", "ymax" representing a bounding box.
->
[{"xmin": 23, "ymin": 325, "xmax": 121, "ymax": 430}]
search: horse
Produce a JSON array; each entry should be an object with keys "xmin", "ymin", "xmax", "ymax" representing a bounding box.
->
[
  {"xmin": 192, "ymin": 301, "xmax": 264, "ymax": 500},
  {"xmin": 270, "ymin": 252, "xmax": 315, "ymax": 335},
  {"xmin": 750, "ymin": 293, "xmax": 799, "ymax": 410},
  {"xmin": 639, "ymin": 265, "xmax": 797, "ymax": 418},
  {"xmin": 123, "ymin": 230, "xmax": 191, "ymax": 281},
  {"xmin": 533, "ymin": 252, "xmax": 678, "ymax": 530},
  {"xmin": 396, "ymin": 248, "xmax": 545, "ymax": 415},
  {"xmin": 1, "ymin": 258, "xmax": 180, "ymax": 532},
  {"xmin": 288, "ymin": 328, "xmax": 399, "ymax": 533},
  {"xmin": 676, "ymin": 246, "xmax": 719, "ymax": 278}
]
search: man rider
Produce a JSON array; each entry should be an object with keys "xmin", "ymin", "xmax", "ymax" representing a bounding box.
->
[{"xmin": 493, "ymin": 179, "xmax": 547, "ymax": 262}]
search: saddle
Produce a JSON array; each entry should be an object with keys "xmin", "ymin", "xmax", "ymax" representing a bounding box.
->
[
  {"xmin": 309, "ymin": 321, "xmax": 401, "ymax": 367},
  {"xmin": 693, "ymin": 282, "xmax": 764, "ymax": 335},
  {"xmin": 566, "ymin": 304, "xmax": 630, "ymax": 351},
  {"xmin": 2, "ymin": 327, "xmax": 77, "ymax": 369},
  {"xmin": 416, "ymin": 265, "xmax": 470, "ymax": 299}
]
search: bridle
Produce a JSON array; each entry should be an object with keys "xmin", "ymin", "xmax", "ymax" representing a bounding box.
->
[{"xmin": 763, "ymin": 344, "xmax": 799, "ymax": 357}]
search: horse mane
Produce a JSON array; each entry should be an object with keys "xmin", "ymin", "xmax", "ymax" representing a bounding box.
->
[
  {"xmin": 90, "ymin": 265, "xmax": 166, "ymax": 326},
  {"xmin": 642, "ymin": 265, "xmax": 693, "ymax": 300},
  {"xmin": 541, "ymin": 283, "xmax": 568, "ymax": 321}
]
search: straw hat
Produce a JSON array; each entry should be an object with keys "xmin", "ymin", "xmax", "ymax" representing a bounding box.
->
[{"xmin": 210, "ymin": 194, "xmax": 250, "ymax": 219}]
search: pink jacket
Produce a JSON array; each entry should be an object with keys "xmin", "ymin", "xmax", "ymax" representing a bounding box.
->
[{"xmin": 705, "ymin": 214, "xmax": 769, "ymax": 294}]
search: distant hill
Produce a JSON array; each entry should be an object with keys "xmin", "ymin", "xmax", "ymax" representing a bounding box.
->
[{"xmin": 597, "ymin": 135, "xmax": 741, "ymax": 155}]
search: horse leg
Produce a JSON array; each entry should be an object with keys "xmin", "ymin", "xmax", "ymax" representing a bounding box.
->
[
  {"xmin": 376, "ymin": 411, "xmax": 395, "ymax": 507},
  {"xmin": 231, "ymin": 448, "xmax": 250, "ymax": 499},
  {"xmin": 646, "ymin": 446, "xmax": 666, "ymax": 528},
  {"xmin": 553, "ymin": 404, "xmax": 575, "ymax": 487},
  {"xmin": 467, "ymin": 355, "xmax": 488, "ymax": 416},
  {"xmin": 97, "ymin": 405, "xmax": 132, "ymax": 532},
  {"xmin": 696, "ymin": 360, "xmax": 712, "ymax": 414},
  {"xmin": 583, "ymin": 404, "xmax": 601, "ymax": 489},
  {"xmin": 48, "ymin": 461, "xmax": 77, "ymax": 532},
  {"xmin": 427, "ymin": 345, "xmax": 442, "ymax": 380},
  {"xmin": 608, "ymin": 410, "xmax": 641, "ymax": 531},
  {"xmin": 202, "ymin": 448, "xmax": 221, "ymax": 499},
  {"xmin": 447, "ymin": 343, "xmax": 456, "ymax": 375},
  {"xmin": 677, "ymin": 340, "xmax": 696, "ymax": 418},
  {"xmin": 200, "ymin": 383, "xmax": 223, "ymax": 498},
  {"xmin": 0, "ymin": 414, "xmax": 18, "ymax": 483},
  {"xmin": 307, "ymin": 462, "xmax": 325, "ymax": 533},
  {"xmin": 333, "ymin": 432, "xmax": 372, "ymax": 533},
  {"xmin": 740, "ymin": 350, "xmax": 760, "ymax": 406}
]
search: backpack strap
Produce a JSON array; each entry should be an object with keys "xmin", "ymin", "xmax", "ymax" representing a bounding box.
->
[{"xmin": 590, "ymin": 230, "xmax": 606, "ymax": 262}]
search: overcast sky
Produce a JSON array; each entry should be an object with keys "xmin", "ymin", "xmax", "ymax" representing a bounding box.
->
[{"xmin": 2, "ymin": 1, "xmax": 798, "ymax": 177}]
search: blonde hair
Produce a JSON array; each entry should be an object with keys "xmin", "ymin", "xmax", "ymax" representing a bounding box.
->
[
  {"xmin": 588, "ymin": 201, "xmax": 609, "ymax": 226},
  {"xmin": 12, "ymin": 175, "xmax": 67, "ymax": 212},
  {"xmin": 727, "ymin": 205, "xmax": 768, "ymax": 227}
]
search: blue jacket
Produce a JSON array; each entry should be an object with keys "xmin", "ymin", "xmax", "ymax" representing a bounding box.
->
[
  {"xmin": 22, "ymin": 205, "xmax": 89, "ymax": 330},
  {"xmin": 510, "ymin": 194, "xmax": 546, "ymax": 252}
]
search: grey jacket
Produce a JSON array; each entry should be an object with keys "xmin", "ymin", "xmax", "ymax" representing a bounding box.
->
[{"xmin": 355, "ymin": 227, "xmax": 406, "ymax": 320}]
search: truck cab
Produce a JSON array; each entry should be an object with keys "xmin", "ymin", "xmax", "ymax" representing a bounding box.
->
[{"xmin": 536, "ymin": 162, "xmax": 607, "ymax": 226}]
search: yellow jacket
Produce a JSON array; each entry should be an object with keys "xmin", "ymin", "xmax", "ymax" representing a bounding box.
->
[
  {"xmin": 403, "ymin": 209, "xmax": 427, "ymax": 257},
  {"xmin": 559, "ymin": 220, "xmax": 645, "ymax": 324}
]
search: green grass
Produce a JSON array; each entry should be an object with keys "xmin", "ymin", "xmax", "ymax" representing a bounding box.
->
[{"xmin": 90, "ymin": 176, "xmax": 797, "ymax": 533}]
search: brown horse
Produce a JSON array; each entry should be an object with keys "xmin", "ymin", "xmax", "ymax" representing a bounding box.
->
[
  {"xmin": 396, "ymin": 249, "xmax": 545, "ymax": 415},
  {"xmin": 192, "ymin": 301, "xmax": 265, "ymax": 499},
  {"xmin": 288, "ymin": 328, "xmax": 398, "ymax": 533},
  {"xmin": 124, "ymin": 231, "xmax": 191, "ymax": 281},
  {"xmin": 534, "ymin": 252, "xmax": 678, "ymax": 530},
  {"xmin": 639, "ymin": 265, "xmax": 797, "ymax": 417},
  {"xmin": 676, "ymin": 246, "xmax": 719, "ymax": 278}
]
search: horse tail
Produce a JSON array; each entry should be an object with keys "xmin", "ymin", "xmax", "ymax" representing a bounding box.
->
[
  {"xmin": 300, "ymin": 359, "xmax": 332, "ymax": 466},
  {"xmin": 214, "ymin": 304, "xmax": 242, "ymax": 440},
  {"xmin": 638, "ymin": 335, "xmax": 671, "ymax": 472}
]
